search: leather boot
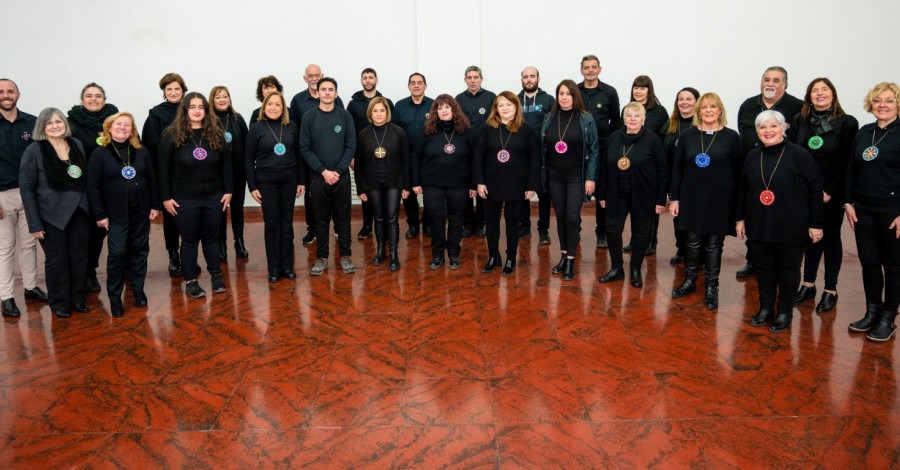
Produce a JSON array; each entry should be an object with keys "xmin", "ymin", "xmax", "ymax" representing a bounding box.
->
[
  {"xmin": 704, "ymin": 283, "xmax": 719, "ymax": 310},
  {"xmin": 848, "ymin": 302, "xmax": 882, "ymax": 332},
  {"xmin": 750, "ymin": 309, "xmax": 774, "ymax": 327},
  {"xmin": 866, "ymin": 308, "xmax": 898, "ymax": 342},
  {"xmin": 219, "ymin": 240, "xmax": 228, "ymax": 263},
  {"xmin": 562, "ymin": 258, "xmax": 575, "ymax": 280},
  {"xmin": 769, "ymin": 311, "xmax": 793, "ymax": 332},
  {"xmin": 373, "ymin": 244, "xmax": 386, "ymax": 266},
  {"xmin": 388, "ymin": 221, "xmax": 400, "ymax": 271},
  {"xmin": 234, "ymin": 237, "xmax": 249, "ymax": 258},
  {"xmin": 672, "ymin": 279, "xmax": 696, "ymax": 298},
  {"xmin": 630, "ymin": 266, "xmax": 643, "ymax": 288},
  {"xmin": 168, "ymin": 250, "xmax": 183, "ymax": 277},
  {"xmin": 389, "ymin": 247, "xmax": 400, "ymax": 271},
  {"xmin": 552, "ymin": 254, "xmax": 567, "ymax": 274}
]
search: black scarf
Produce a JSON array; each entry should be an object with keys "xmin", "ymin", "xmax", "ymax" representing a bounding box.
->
[
  {"xmin": 67, "ymin": 104, "xmax": 119, "ymax": 133},
  {"xmin": 39, "ymin": 138, "xmax": 87, "ymax": 191},
  {"xmin": 809, "ymin": 109, "xmax": 834, "ymax": 135}
]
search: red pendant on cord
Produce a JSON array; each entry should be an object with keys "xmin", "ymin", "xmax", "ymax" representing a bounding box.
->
[{"xmin": 759, "ymin": 190, "xmax": 775, "ymax": 206}]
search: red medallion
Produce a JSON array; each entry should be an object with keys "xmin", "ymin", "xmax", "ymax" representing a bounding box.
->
[{"xmin": 759, "ymin": 190, "xmax": 775, "ymax": 206}]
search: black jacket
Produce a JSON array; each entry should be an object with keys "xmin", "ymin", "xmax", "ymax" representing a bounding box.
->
[
  {"xmin": 86, "ymin": 142, "xmax": 161, "ymax": 223},
  {"xmin": 354, "ymin": 123, "xmax": 410, "ymax": 193}
]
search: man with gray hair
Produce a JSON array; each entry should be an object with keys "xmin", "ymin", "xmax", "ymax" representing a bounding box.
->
[
  {"xmin": 456, "ymin": 65, "xmax": 496, "ymax": 238},
  {"xmin": 518, "ymin": 66, "xmax": 555, "ymax": 244},
  {"xmin": 0, "ymin": 79, "xmax": 48, "ymax": 317}
]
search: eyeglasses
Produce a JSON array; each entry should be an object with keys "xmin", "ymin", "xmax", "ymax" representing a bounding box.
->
[{"xmin": 872, "ymin": 98, "xmax": 897, "ymax": 105}]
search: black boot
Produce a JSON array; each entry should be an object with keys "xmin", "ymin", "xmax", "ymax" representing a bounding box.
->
[
  {"xmin": 645, "ymin": 215, "xmax": 658, "ymax": 256},
  {"xmin": 168, "ymin": 250, "xmax": 184, "ymax": 277},
  {"xmin": 848, "ymin": 302, "xmax": 882, "ymax": 332},
  {"xmin": 769, "ymin": 311, "xmax": 793, "ymax": 332},
  {"xmin": 372, "ymin": 223, "xmax": 386, "ymax": 266},
  {"xmin": 672, "ymin": 279, "xmax": 696, "ymax": 298},
  {"xmin": 552, "ymin": 254, "xmax": 567, "ymax": 274},
  {"xmin": 219, "ymin": 240, "xmax": 228, "ymax": 263},
  {"xmin": 562, "ymin": 258, "xmax": 575, "ymax": 280},
  {"xmin": 704, "ymin": 284, "xmax": 719, "ymax": 310},
  {"xmin": 234, "ymin": 237, "xmax": 249, "ymax": 258},
  {"xmin": 750, "ymin": 309, "xmax": 774, "ymax": 327},
  {"xmin": 599, "ymin": 266, "xmax": 624, "ymax": 283},
  {"xmin": 482, "ymin": 255, "xmax": 500, "ymax": 273},
  {"xmin": 866, "ymin": 308, "xmax": 898, "ymax": 342},
  {"xmin": 373, "ymin": 244, "xmax": 386, "ymax": 266},
  {"xmin": 388, "ymin": 220, "xmax": 400, "ymax": 271},
  {"xmin": 630, "ymin": 266, "xmax": 643, "ymax": 288},
  {"xmin": 389, "ymin": 247, "xmax": 400, "ymax": 272}
]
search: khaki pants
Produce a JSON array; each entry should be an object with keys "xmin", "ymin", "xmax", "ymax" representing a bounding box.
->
[{"xmin": 0, "ymin": 188, "xmax": 39, "ymax": 299}]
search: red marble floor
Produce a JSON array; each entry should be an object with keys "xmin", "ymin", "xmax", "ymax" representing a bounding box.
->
[{"xmin": 0, "ymin": 206, "xmax": 897, "ymax": 469}]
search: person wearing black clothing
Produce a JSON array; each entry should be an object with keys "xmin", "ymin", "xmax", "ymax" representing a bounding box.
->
[
  {"xmin": 669, "ymin": 93, "xmax": 742, "ymax": 309},
  {"xmin": 662, "ymin": 87, "xmax": 700, "ymax": 265},
  {"xmin": 518, "ymin": 66, "xmax": 555, "ymax": 245},
  {"xmin": 299, "ymin": 77, "xmax": 356, "ymax": 276},
  {"xmin": 246, "ymin": 92, "xmax": 305, "ymax": 283},
  {"xmin": 790, "ymin": 78, "xmax": 859, "ymax": 313},
  {"xmin": 67, "ymin": 82, "xmax": 119, "ymax": 292},
  {"xmin": 248, "ymin": 75, "xmax": 284, "ymax": 127},
  {"xmin": 456, "ymin": 66, "xmax": 496, "ymax": 238},
  {"xmin": 411, "ymin": 94, "xmax": 476, "ymax": 270},
  {"xmin": 598, "ymin": 102, "xmax": 668, "ymax": 288},
  {"xmin": 86, "ymin": 112, "xmax": 160, "ymax": 317},
  {"xmin": 211, "ymin": 85, "xmax": 250, "ymax": 261},
  {"xmin": 19, "ymin": 108, "xmax": 92, "ymax": 318},
  {"xmin": 577, "ymin": 55, "xmax": 621, "ymax": 249},
  {"xmin": 355, "ymin": 97, "xmax": 410, "ymax": 271},
  {"xmin": 735, "ymin": 66, "xmax": 804, "ymax": 278},
  {"xmin": 738, "ymin": 110, "xmax": 823, "ymax": 333},
  {"xmin": 393, "ymin": 73, "xmax": 433, "ymax": 239},
  {"xmin": 475, "ymin": 91, "xmax": 540, "ymax": 275},
  {"xmin": 142, "ymin": 72, "xmax": 186, "ymax": 277},
  {"xmin": 158, "ymin": 92, "xmax": 233, "ymax": 299},
  {"xmin": 844, "ymin": 82, "xmax": 900, "ymax": 342},
  {"xmin": 347, "ymin": 68, "xmax": 395, "ymax": 241},
  {"xmin": 541, "ymin": 79, "xmax": 599, "ymax": 281}
]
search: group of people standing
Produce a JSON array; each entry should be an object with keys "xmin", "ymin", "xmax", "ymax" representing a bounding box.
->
[{"xmin": 0, "ymin": 59, "xmax": 897, "ymax": 343}]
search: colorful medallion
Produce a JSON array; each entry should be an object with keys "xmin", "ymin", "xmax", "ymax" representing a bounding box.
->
[
  {"xmin": 695, "ymin": 153, "xmax": 710, "ymax": 168},
  {"xmin": 375, "ymin": 146, "xmax": 387, "ymax": 159},
  {"xmin": 862, "ymin": 146, "xmax": 879, "ymax": 161},
  {"xmin": 807, "ymin": 135, "xmax": 823, "ymax": 150},
  {"xmin": 67, "ymin": 165, "xmax": 83, "ymax": 179},
  {"xmin": 760, "ymin": 189, "xmax": 775, "ymax": 206},
  {"xmin": 334, "ymin": 125, "xmax": 342, "ymax": 133},
  {"xmin": 617, "ymin": 157, "xmax": 631, "ymax": 171},
  {"xmin": 497, "ymin": 149, "xmax": 510, "ymax": 163},
  {"xmin": 121, "ymin": 166, "xmax": 136, "ymax": 180},
  {"xmin": 224, "ymin": 131, "xmax": 233, "ymax": 144},
  {"xmin": 193, "ymin": 147, "xmax": 207, "ymax": 160},
  {"xmin": 95, "ymin": 136, "xmax": 105, "ymax": 146},
  {"xmin": 274, "ymin": 143, "xmax": 286, "ymax": 156},
  {"xmin": 443, "ymin": 143, "xmax": 456, "ymax": 154},
  {"xmin": 554, "ymin": 141, "xmax": 568, "ymax": 154}
]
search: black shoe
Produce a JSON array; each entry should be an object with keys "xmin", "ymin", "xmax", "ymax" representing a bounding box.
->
[
  {"xmin": 110, "ymin": 299, "xmax": 124, "ymax": 318},
  {"xmin": 670, "ymin": 255, "xmax": 684, "ymax": 266},
  {"xmin": 373, "ymin": 244, "xmax": 386, "ymax": 266},
  {"xmin": 849, "ymin": 302, "xmax": 882, "ymax": 332},
  {"xmin": 750, "ymin": 309, "xmax": 774, "ymax": 327},
  {"xmin": 599, "ymin": 267, "xmax": 625, "ymax": 283},
  {"xmin": 302, "ymin": 231, "xmax": 316, "ymax": 245},
  {"xmin": 185, "ymin": 280, "xmax": 206, "ymax": 299},
  {"xmin": 87, "ymin": 275, "xmax": 101, "ymax": 293},
  {"xmin": 429, "ymin": 257, "xmax": 444, "ymax": 270},
  {"xmin": 134, "ymin": 291, "xmax": 148, "ymax": 307},
  {"xmin": 53, "ymin": 309, "xmax": 70, "ymax": 318},
  {"xmin": 280, "ymin": 270, "xmax": 296, "ymax": 280},
  {"xmin": 358, "ymin": 225, "xmax": 372, "ymax": 240},
  {"xmin": 218, "ymin": 240, "xmax": 228, "ymax": 264},
  {"xmin": 562, "ymin": 258, "xmax": 575, "ymax": 280},
  {"xmin": 596, "ymin": 235, "xmax": 608, "ymax": 248},
  {"xmin": 482, "ymin": 256, "xmax": 500, "ymax": 273},
  {"xmin": 793, "ymin": 285, "xmax": 816, "ymax": 304},
  {"xmin": 552, "ymin": 255, "xmax": 567, "ymax": 274},
  {"xmin": 502, "ymin": 258, "xmax": 516, "ymax": 275},
  {"xmin": 815, "ymin": 292, "xmax": 838, "ymax": 313},
  {"xmin": 538, "ymin": 229, "xmax": 551, "ymax": 245},
  {"xmin": 475, "ymin": 228, "xmax": 486, "ymax": 238},
  {"xmin": 1, "ymin": 298, "xmax": 20, "ymax": 318},
  {"xmin": 462, "ymin": 227, "xmax": 473, "ymax": 238},
  {"xmin": 449, "ymin": 258, "xmax": 461, "ymax": 270},
  {"xmin": 630, "ymin": 267, "xmax": 643, "ymax": 288},
  {"xmin": 72, "ymin": 303, "xmax": 88, "ymax": 313},
  {"xmin": 211, "ymin": 275, "xmax": 227, "ymax": 294},
  {"xmin": 736, "ymin": 263, "xmax": 755, "ymax": 278},
  {"xmin": 24, "ymin": 287, "xmax": 48, "ymax": 302},
  {"xmin": 518, "ymin": 226, "xmax": 531, "ymax": 240},
  {"xmin": 769, "ymin": 313, "xmax": 793, "ymax": 332},
  {"xmin": 168, "ymin": 250, "xmax": 184, "ymax": 277},
  {"xmin": 268, "ymin": 273, "xmax": 279, "ymax": 283},
  {"xmin": 389, "ymin": 251, "xmax": 400, "ymax": 271},
  {"xmin": 671, "ymin": 279, "xmax": 696, "ymax": 298},
  {"xmin": 867, "ymin": 309, "xmax": 898, "ymax": 342},
  {"xmin": 645, "ymin": 242, "xmax": 656, "ymax": 256},
  {"xmin": 235, "ymin": 237, "xmax": 249, "ymax": 258},
  {"xmin": 623, "ymin": 244, "xmax": 633, "ymax": 252},
  {"xmin": 405, "ymin": 226, "xmax": 419, "ymax": 239},
  {"xmin": 705, "ymin": 285, "xmax": 719, "ymax": 310}
]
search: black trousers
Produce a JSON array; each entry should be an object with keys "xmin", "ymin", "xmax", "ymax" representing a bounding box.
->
[
  {"xmin": 368, "ymin": 186, "xmax": 401, "ymax": 250},
  {"xmin": 464, "ymin": 196, "xmax": 485, "ymax": 230},
  {"xmin": 594, "ymin": 199, "xmax": 607, "ymax": 239},
  {"xmin": 173, "ymin": 194, "xmax": 223, "ymax": 281},
  {"xmin": 802, "ymin": 200, "xmax": 844, "ymax": 290},
  {"xmin": 87, "ymin": 223, "xmax": 106, "ymax": 277},
  {"xmin": 162, "ymin": 210, "xmax": 180, "ymax": 252},
  {"xmin": 672, "ymin": 216, "xmax": 686, "ymax": 256},
  {"xmin": 361, "ymin": 198, "xmax": 373, "ymax": 229},
  {"xmin": 749, "ymin": 240, "xmax": 806, "ymax": 314},
  {"xmin": 520, "ymin": 191, "xmax": 551, "ymax": 232},
  {"xmin": 548, "ymin": 176, "xmax": 583, "ymax": 257},
  {"xmin": 106, "ymin": 194, "xmax": 150, "ymax": 299},
  {"xmin": 309, "ymin": 174, "xmax": 352, "ymax": 259},
  {"xmin": 682, "ymin": 231, "xmax": 724, "ymax": 287},
  {"xmin": 304, "ymin": 191, "xmax": 316, "ymax": 233},
  {"xmin": 258, "ymin": 176, "xmax": 296, "ymax": 274},
  {"xmin": 423, "ymin": 186, "xmax": 468, "ymax": 259},
  {"xmin": 854, "ymin": 207, "xmax": 900, "ymax": 310},
  {"xmin": 39, "ymin": 208, "xmax": 90, "ymax": 312},
  {"xmin": 403, "ymin": 193, "xmax": 421, "ymax": 228},
  {"xmin": 486, "ymin": 198, "xmax": 526, "ymax": 259},
  {"xmin": 606, "ymin": 203, "xmax": 653, "ymax": 270},
  {"xmin": 219, "ymin": 170, "xmax": 247, "ymax": 241}
]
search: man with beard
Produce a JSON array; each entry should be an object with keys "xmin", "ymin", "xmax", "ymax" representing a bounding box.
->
[
  {"xmin": 347, "ymin": 68, "xmax": 394, "ymax": 240},
  {"xmin": 290, "ymin": 64, "xmax": 345, "ymax": 246},
  {"xmin": 393, "ymin": 72, "xmax": 433, "ymax": 238},
  {"xmin": 517, "ymin": 66, "xmax": 555, "ymax": 244},
  {"xmin": 734, "ymin": 66, "xmax": 804, "ymax": 277},
  {"xmin": 456, "ymin": 66, "xmax": 495, "ymax": 238},
  {"xmin": 0, "ymin": 79, "xmax": 48, "ymax": 317}
]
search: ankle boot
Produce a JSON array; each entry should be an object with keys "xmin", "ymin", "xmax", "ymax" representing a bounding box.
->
[
  {"xmin": 389, "ymin": 247, "xmax": 400, "ymax": 271},
  {"xmin": 769, "ymin": 311, "xmax": 793, "ymax": 332},
  {"xmin": 234, "ymin": 237, "xmax": 249, "ymax": 258},
  {"xmin": 704, "ymin": 284, "xmax": 719, "ymax": 310},
  {"xmin": 562, "ymin": 258, "xmax": 575, "ymax": 280},
  {"xmin": 218, "ymin": 240, "xmax": 228, "ymax": 263},
  {"xmin": 373, "ymin": 244, "xmax": 386, "ymax": 266},
  {"xmin": 552, "ymin": 254, "xmax": 567, "ymax": 274},
  {"xmin": 866, "ymin": 308, "xmax": 898, "ymax": 342},
  {"xmin": 848, "ymin": 302, "xmax": 882, "ymax": 332},
  {"xmin": 168, "ymin": 250, "xmax": 183, "ymax": 277},
  {"xmin": 672, "ymin": 278, "xmax": 696, "ymax": 298}
]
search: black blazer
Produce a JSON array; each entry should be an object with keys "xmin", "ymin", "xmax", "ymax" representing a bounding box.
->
[
  {"xmin": 19, "ymin": 139, "xmax": 91, "ymax": 232},
  {"xmin": 87, "ymin": 143, "xmax": 161, "ymax": 223}
]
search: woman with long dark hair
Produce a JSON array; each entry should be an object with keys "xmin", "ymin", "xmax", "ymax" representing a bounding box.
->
[
  {"xmin": 210, "ymin": 85, "xmax": 250, "ymax": 262},
  {"xmin": 662, "ymin": 87, "xmax": 699, "ymax": 265}
]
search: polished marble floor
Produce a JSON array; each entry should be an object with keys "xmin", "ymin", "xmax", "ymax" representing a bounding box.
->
[{"xmin": 0, "ymin": 207, "xmax": 897, "ymax": 469}]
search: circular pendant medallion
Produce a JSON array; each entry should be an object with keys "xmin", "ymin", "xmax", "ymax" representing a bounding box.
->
[
  {"xmin": 224, "ymin": 131, "xmax": 233, "ymax": 144},
  {"xmin": 695, "ymin": 153, "xmax": 710, "ymax": 168},
  {"xmin": 443, "ymin": 143, "xmax": 456, "ymax": 154},
  {"xmin": 617, "ymin": 156, "xmax": 631, "ymax": 171},
  {"xmin": 862, "ymin": 146, "xmax": 879, "ymax": 161},
  {"xmin": 497, "ymin": 149, "xmax": 510, "ymax": 163},
  {"xmin": 274, "ymin": 143, "xmax": 286, "ymax": 156},
  {"xmin": 121, "ymin": 165, "xmax": 136, "ymax": 180},
  {"xmin": 555, "ymin": 141, "xmax": 568, "ymax": 154},
  {"xmin": 760, "ymin": 189, "xmax": 775, "ymax": 206},
  {"xmin": 67, "ymin": 165, "xmax": 83, "ymax": 179},
  {"xmin": 95, "ymin": 136, "xmax": 105, "ymax": 146},
  {"xmin": 193, "ymin": 147, "xmax": 208, "ymax": 160},
  {"xmin": 375, "ymin": 146, "xmax": 387, "ymax": 159},
  {"xmin": 807, "ymin": 135, "xmax": 823, "ymax": 150}
]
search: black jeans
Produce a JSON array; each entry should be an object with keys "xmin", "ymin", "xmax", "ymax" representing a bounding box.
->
[
  {"xmin": 605, "ymin": 195, "xmax": 652, "ymax": 270},
  {"xmin": 749, "ymin": 240, "xmax": 806, "ymax": 314},
  {"xmin": 258, "ymin": 176, "xmax": 296, "ymax": 274},
  {"xmin": 40, "ymin": 208, "xmax": 90, "ymax": 311},
  {"xmin": 309, "ymin": 174, "xmax": 352, "ymax": 259},
  {"xmin": 682, "ymin": 231, "xmax": 724, "ymax": 286},
  {"xmin": 106, "ymin": 195, "xmax": 150, "ymax": 299},
  {"xmin": 802, "ymin": 200, "xmax": 844, "ymax": 290},
  {"xmin": 424, "ymin": 186, "xmax": 468, "ymax": 259},
  {"xmin": 854, "ymin": 207, "xmax": 900, "ymax": 310},
  {"xmin": 519, "ymin": 191, "xmax": 551, "ymax": 232},
  {"xmin": 368, "ymin": 186, "xmax": 401, "ymax": 249},
  {"xmin": 173, "ymin": 194, "xmax": 223, "ymax": 281},
  {"xmin": 486, "ymin": 198, "xmax": 526, "ymax": 259},
  {"xmin": 219, "ymin": 169, "xmax": 247, "ymax": 241},
  {"xmin": 548, "ymin": 175, "xmax": 583, "ymax": 257}
]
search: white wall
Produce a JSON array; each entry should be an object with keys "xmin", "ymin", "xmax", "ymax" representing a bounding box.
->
[{"xmin": 6, "ymin": 0, "xmax": 898, "ymax": 204}]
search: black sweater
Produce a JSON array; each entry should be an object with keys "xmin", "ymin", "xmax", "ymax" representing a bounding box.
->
[
  {"xmin": 86, "ymin": 141, "xmax": 161, "ymax": 223},
  {"xmin": 737, "ymin": 141, "xmax": 824, "ymax": 245},
  {"xmin": 141, "ymin": 101, "xmax": 179, "ymax": 165},
  {"xmin": 670, "ymin": 127, "xmax": 743, "ymax": 235},
  {"xmin": 216, "ymin": 111, "xmax": 249, "ymax": 178},
  {"xmin": 157, "ymin": 129, "xmax": 233, "ymax": 200},
  {"xmin": 599, "ymin": 128, "xmax": 668, "ymax": 219},
  {"xmin": 299, "ymin": 107, "xmax": 356, "ymax": 176},
  {"xmin": 245, "ymin": 119, "xmax": 304, "ymax": 190},
  {"xmin": 412, "ymin": 121, "xmax": 476, "ymax": 188},
  {"xmin": 393, "ymin": 96, "xmax": 434, "ymax": 151},
  {"xmin": 473, "ymin": 124, "xmax": 541, "ymax": 201},
  {"xmin": 354, "ymin": 123, "xmax": 410, "ymax": 193},
  {"xmin": 663, "ymin": 116, "xmax": 694, "ymax": 177},
  {"xmin": 578, "ymin": 81, "xmax": 621, "ymax": 148},
  {"xmin": 737, "ymin": 93, "xmax": 804, "ymax": 156},
  {"xmin": 455, "ymin": 88, "xmax": 496, "ymax": 138},
  {"xmin": 845, "ymin": 119, "xmax": 900, "ymax": 212}
]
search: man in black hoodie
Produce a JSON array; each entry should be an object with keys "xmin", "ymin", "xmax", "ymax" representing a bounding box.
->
[
  {"xmin": 347, "ymin": 68, "xmax": 394, "ymax": 241},
  {"xmin": 518, "ymin": 66, "xmax": 555, "ymax": 245}
]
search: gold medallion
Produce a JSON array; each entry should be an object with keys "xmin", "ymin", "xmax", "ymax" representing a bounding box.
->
[
  {"xmin": 375, "ymin": 146, "xmax": 387, "ymax": 159},
  {"xmin": 617, "ymin": 156, "xmax": 631, "ymax": 171}
]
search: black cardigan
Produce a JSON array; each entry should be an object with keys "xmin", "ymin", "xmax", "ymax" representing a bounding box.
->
[
  {"xmin": 354, "ymin": 123, "xmax": 410, "ymax": 193},
  {"xmin": 473, "ymin": 123, "xmax": 540, "ymax": 201},
  {"xmin": 598, "ymin": 128, "xmax": 668, "ymax": 219},
  {"xmin": 86, "ymin": 142, "xmax": 161, "ymax": 223},
  {"xmin": 844, "ymin": 119, "xmax": 900, "ymax": 212}
]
